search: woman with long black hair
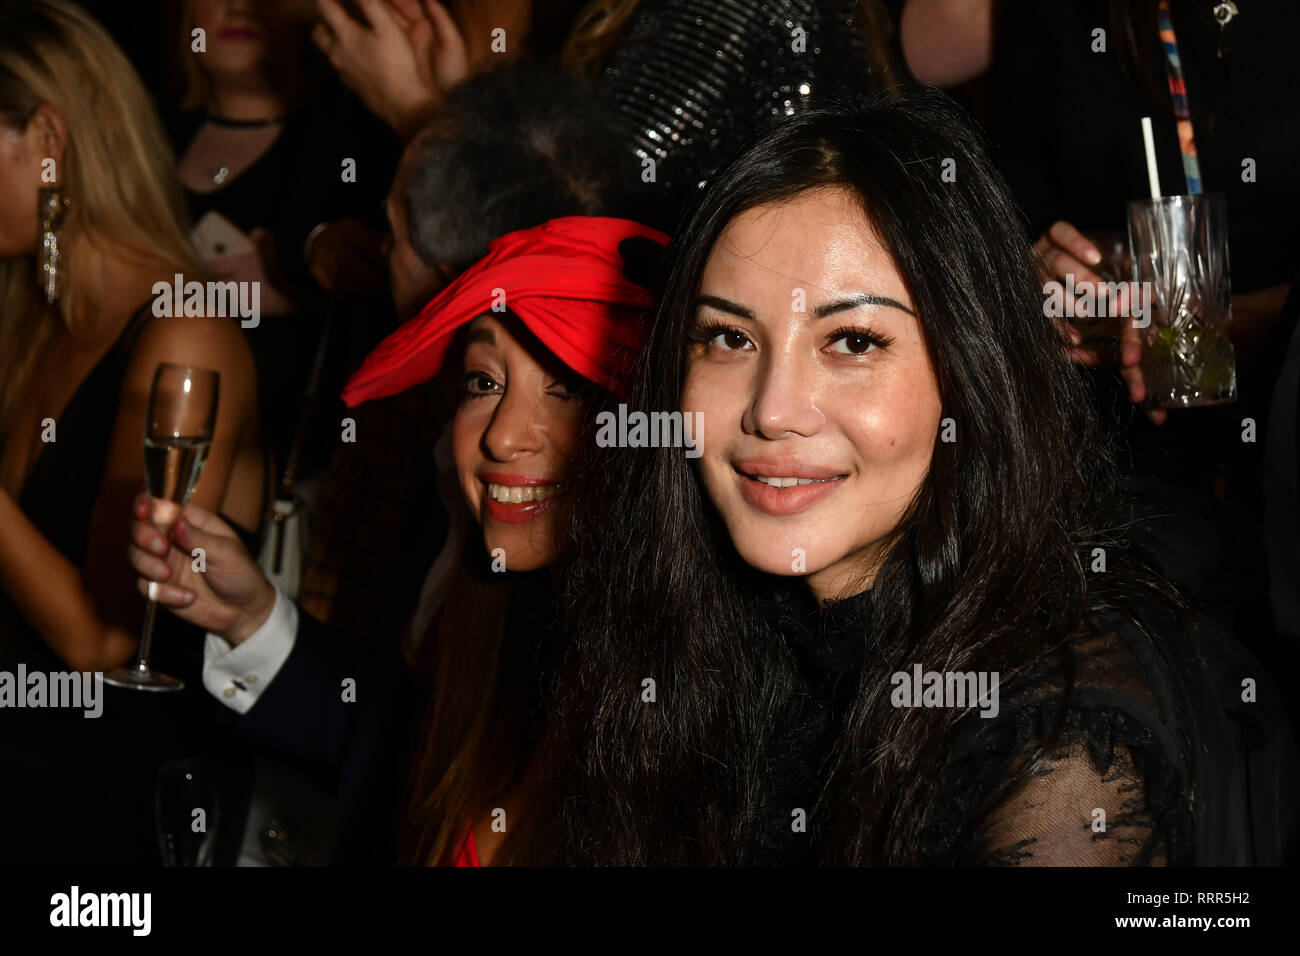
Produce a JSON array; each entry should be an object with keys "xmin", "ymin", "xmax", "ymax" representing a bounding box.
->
[{"xmin": 552, "ymin": 88, "xmax": 1297, "ymax": 865}]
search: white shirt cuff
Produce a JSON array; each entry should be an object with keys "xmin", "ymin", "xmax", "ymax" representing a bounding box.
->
[{"xmin": 202, "ymin": 586, "xmax": 299, "ymax": 714}]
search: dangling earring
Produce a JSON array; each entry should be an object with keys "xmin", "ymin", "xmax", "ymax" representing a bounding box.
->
[{"xmin": 37, "ymin": 187, "xmax": 70, "ymax": 304}]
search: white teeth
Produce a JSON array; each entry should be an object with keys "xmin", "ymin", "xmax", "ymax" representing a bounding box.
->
[
  {"xmin": 486, "ymin": 482, "xmax": 560, "ymax": 504},
  {"xmin": 753, "ymin": 475, "xmax": 835, "ymax": 487}
]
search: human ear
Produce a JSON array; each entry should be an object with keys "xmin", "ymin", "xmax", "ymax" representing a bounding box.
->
[{"xmin": 24, "ymin": 102, "xmax": 69, "ymax": 177}]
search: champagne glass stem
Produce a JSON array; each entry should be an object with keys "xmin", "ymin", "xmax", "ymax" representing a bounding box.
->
[{"xmin": 136, "ymin": 597, "xmax": 159, "ymax": 672}]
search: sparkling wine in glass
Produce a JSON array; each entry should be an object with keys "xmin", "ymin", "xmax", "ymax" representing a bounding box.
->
[{"xmin": 104, "ymin": 363, "xmax": 219, "ymax": 692}]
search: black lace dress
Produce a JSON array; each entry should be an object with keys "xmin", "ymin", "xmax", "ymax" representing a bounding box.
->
[{"xmin": 765, "ymin": 583, "xmax": 1298, "ymax": 866}]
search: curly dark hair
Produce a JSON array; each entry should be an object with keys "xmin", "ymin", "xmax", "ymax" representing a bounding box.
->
[{"xmin": 403, "ymin": 61, "xmax": 637, "ymax": 272}]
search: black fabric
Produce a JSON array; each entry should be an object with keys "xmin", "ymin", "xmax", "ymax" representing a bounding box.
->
[
  {"xmin": 1118, "ymin": 469, "xmax": 1300, "ymax": 734},
  {"xmin": 1264, "ymin": 277, "xmax": 1300, "ymax": 642},
  {"xmin": 164, "ymin": 84, "xmax": 400, "ymax": 291},
  {"xmin": 0, "ymin": 307, "xmax": 148, "ymax": 684},
  {"xmin": 214, "ymin": 589, "xmax": 557, "ymax": 867},
  {"xmin": 168, "ymin": 108, "xmax": 320, "ymax": 483},
  {"xmin": 0, "ymin": 306, "xmax": 256, "ymax": 865},
  {"xmin": 5, "ymin": 303, "xmax": 261, "ymax": 569},
  {"xmin": 209, "ymin": 603, "xmax": 426, "ymax": 865},
  {"xmin": 991, "ymin": 1, "xmax": 1300, "ymax": 585},
  {"xmin": 938, "ymin": 592, "xmax": 1299, "ymax": 866},
  {"xmin": 165, "ymin": 89, "xmax": 401, "ymax": 482},
  {"xmin": 763, "ymin": 566, "xmax": 1299, "ymax": 866},
  {"xmin": 747, "ymin": 582, "xmax": 871, "ymax": 865},
  {"xmin": 599, "ymin": 0, "xmax": 880, "ymax": 231},
  {"xmin": 16, "ymin": 306, "xmax": 147, "ymax": 572},
  {"xmin": 209, "ymin": 473, "xmax": 449, "ymax": 865},
  {"xmin": 226, "ymin": 569, "xmax": 571, "ymax": 866},
  {"xmin": 992, "ymin": 0, "xmax": 1300, "ymax": 297}
]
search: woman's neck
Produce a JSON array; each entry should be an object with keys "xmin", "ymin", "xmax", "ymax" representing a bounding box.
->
[
  {"xmin": 205, "ymin": 82, "xmax": 287, "ymax": 122},
  {"xmin": 806, "ymin": 553, "xmax": 881, "ymax": 606}
]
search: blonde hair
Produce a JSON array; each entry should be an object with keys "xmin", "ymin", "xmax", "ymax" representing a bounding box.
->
[{"xmin": 0, "ymin": 0, "xmax": 202, "ymax": 439}]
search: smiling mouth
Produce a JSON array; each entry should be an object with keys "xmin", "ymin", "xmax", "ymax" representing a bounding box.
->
[
  {"xmin": 744, "ymin": 474, "xmax": 844, "ymax": 487},
  {"xmin": 733, "ymin": 463, "xmax": 848, "ymax": 516},
  {"xmin": 481, "ymin": 477, "xmax": 564, "ymax": 525},
  {"xmin": 485, "ymin": 482, "xmax": 562, "ymax": 504}
]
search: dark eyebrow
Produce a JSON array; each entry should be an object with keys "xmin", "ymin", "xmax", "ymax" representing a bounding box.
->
[
  {"xmin": 694, "ymin": 295, "xmax": 755, "ymax": 320},
  {"xmin": 697, "ymin": 292, "xmax": 916, "ymax": 320},
  {"xmin": 813, "ymin": 293, "xmax": 916, "ymax": 318},
  {"xmin": 466, "ymin": 327, "xmax": 495, "ymax": 346}
]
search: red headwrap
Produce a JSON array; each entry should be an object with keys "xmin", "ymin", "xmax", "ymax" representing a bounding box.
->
[{"xmin": 340, "ymin": 216, "xmax": 669, "ymax": 407}]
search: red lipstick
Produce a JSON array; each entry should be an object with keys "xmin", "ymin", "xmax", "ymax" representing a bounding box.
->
[{"xmin": 481, "ymin": 473, "xmax": 564, "ymax": 525}]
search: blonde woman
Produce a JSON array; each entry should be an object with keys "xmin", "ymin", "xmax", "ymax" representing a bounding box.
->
[{"xmin": 0, "ymin": 0, "xmax": 265, "ymax": 676}]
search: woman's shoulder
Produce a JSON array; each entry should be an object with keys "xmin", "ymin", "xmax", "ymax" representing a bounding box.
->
[
  {"xmin": 932, "ymin": 594, "xmax": 1299, "ymax": 865},
  {"xmin": 927, "ymin": 617, "xmax": 1193, "ymax": 864},
  {"xmin": 118, "ymin": 300, "xmax": 258, "ymax": 423},
  {"xmin": 1010, "ymin": 597, "xmax": 1192, "ymax": 729},
  {"xmin": 124, "ymin": 298, "xmax": 256, "ymax": 374}
]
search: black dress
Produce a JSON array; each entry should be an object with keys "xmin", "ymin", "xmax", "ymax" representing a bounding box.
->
[
  {"xmin": 169, "ymin": 111, "xmax": 324, "ymax": 482},
  {"xmin": 0, "ymin": 305, "xmax": 261, "ymax": 865},
  {"xmin": 166, "ymin": 99, "xmax": 401, "ymax": 484},
  {"xmin": 766, "ymin": 579, "xmax": 1299, "ymax": 865}
]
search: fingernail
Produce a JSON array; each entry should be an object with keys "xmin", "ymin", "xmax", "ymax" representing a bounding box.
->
[
  {"xmin": 147, "ymin": 580, "xmax": 159, "ymax": 601},
  {"xmin": 1085, "ymin": 247, "xmax": 1102, "ymax": 266}
]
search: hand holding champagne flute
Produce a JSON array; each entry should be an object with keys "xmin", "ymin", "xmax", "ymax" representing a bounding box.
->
[
  {"xmin": 104, "ymin": 363, "xmax": 219, "ymax": 691},
  {"xmin": 127, "ymin": 493, "xmax": 277, "ymax": 647}
]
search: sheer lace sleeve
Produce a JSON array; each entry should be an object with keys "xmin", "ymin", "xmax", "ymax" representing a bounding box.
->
[
  {"xmin": 965, "ymin": 712, "xmax": 1172, "ymax": 865},
  {"xmin": 930, "ymin": 624, "xmax": 1195, "ymax": 867}
]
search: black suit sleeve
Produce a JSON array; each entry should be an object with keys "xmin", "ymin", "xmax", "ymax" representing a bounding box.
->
[{"xmin": 203, "ymin": 606, "xmax": 426, "ymax": 864}]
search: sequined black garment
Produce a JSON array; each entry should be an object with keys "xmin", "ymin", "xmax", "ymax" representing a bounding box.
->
[{"xmin": 599, "ymin": 0, "xmax": 879, "ymax": 227}]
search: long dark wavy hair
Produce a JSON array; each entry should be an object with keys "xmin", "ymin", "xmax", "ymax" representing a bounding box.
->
[{"xmin": 552, "ymin": 87, "xmax": 1188, "ymax": 865}]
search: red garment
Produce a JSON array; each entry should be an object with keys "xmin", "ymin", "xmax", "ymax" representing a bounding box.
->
[
  {"xmin": 340, "ymin": 216, "xmax": 668, "ymax": 406},
  {"xmin": 452, "ymin": 827, "xmax": 480, "ymax": 867}
]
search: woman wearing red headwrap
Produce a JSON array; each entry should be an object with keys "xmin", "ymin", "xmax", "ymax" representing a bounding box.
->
[{"xmin": 126, "ymin": 216, "xmax": 667, "ymax": 866}]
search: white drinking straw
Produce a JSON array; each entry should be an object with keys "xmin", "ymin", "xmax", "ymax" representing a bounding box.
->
[{"xmin": 1141, "ymin": 116, "xmax": 1162, "ymax": 199}]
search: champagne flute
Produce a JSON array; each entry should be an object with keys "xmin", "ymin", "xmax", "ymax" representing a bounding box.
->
[
  {"xmin": 104, "ymin": 363, "xmax": 220, "ymax": 692},
  {"xmin": 156, "ymin": 759, "xmax": 220, "ymax": 866}
]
